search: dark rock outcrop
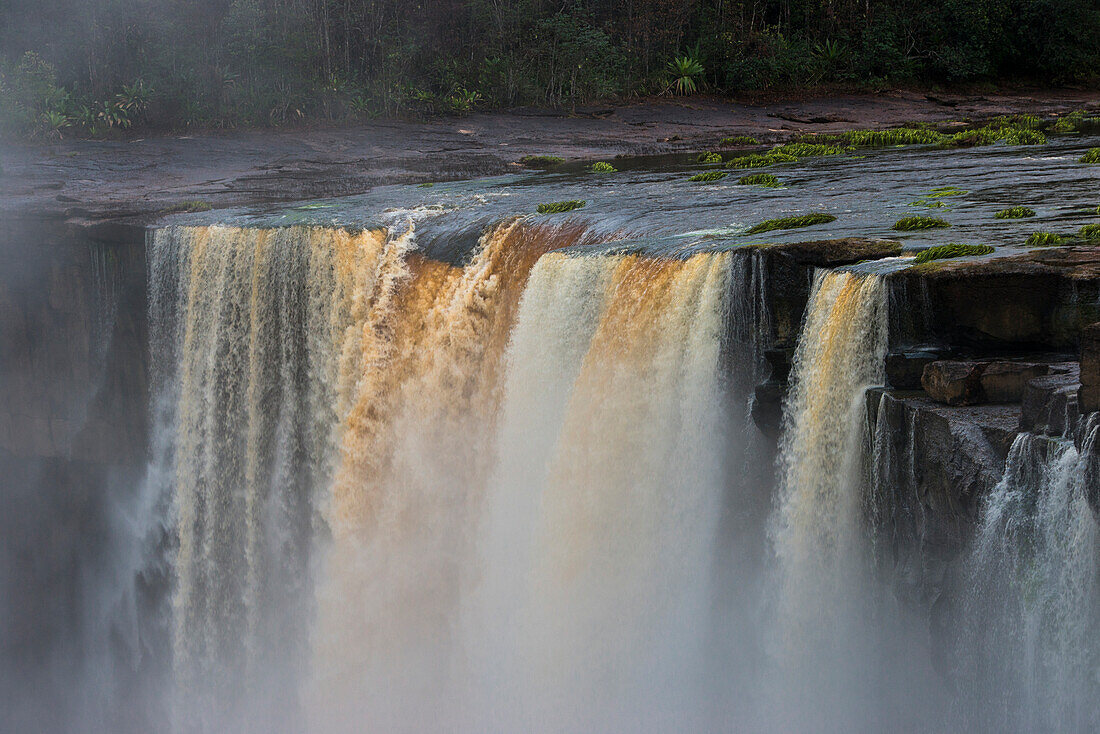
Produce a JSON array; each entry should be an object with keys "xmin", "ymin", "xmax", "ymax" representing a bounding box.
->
[
  {"xmin": 865, "ymin": 389, "xmax": 1019, "ymax": 604},
  {"xmin": 888, "ymin": 247, "xmax": 1100, "ymax": 351},
  {"xmin": 1080, "ymin": 322, "xmax": 1100, "ymax": 413},
  {"xmin": 920, "ymin": 360, "xmax": 1054, "ymax": 407}
]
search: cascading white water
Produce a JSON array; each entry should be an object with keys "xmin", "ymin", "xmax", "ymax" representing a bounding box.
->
[
  {"xmin": 465, "ymin": 251, "xmax": 737, "ymax": 733},
  {"xmin": 768, "ymin": 269, "xmax": 892, "ymax": 728},
  {"xmin": 958, "ymin": 415, "xmax": 1100, "ymax": 733}
]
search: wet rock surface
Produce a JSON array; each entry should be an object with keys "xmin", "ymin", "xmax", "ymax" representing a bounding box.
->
[
  {"xmin": 1080, "ymin": 322, "xmax": 1100, "ymax": 413},
  {"xmin": 3, "ymin": 90, "xmax": 1098, "ymax": 226},
  {"xmin": 865, "ymin": 389, "xmax": 1020, "ymax": 604}
]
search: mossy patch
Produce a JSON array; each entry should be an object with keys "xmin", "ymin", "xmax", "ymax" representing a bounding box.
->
[
  {"xmin": 590, "ymin": 161, "xmax": 617, "ymax": 173},
  {"xmin": 893, "ymin": 216, "xmax": 951, "ymax": 231},
  {"xmin": 417, "ymin": 182, "xmax": 435, "ymax": 188},
  {"xmin": 771, "ymin": 142, "xmax": 846, "ymax": 158},
  {"xmin": 161, "ymin": 200, "xmax": 213, "ymax": 213},
  {"xmin": 910, "ymin": 199, "xmax": 949, "ymax": 209},
  {"xmin": 1026, "ymin": 231, "xmax": 1065, "ymax": 247},
  {"xmin": 738, "ymin": 173, "xmax": 780, "ymax": 187},
  {"xmin": 689, "ymin": 170, "xmax": 728, "ymax": 183},
  {"xmin": 720, "ymin": 135, "xmax": 759, "ymax": 146},
  {"xmin": 726, "ymin": 152, "xmax": 798, "ymax": 169},
  {"xmin": 537, "ymin": 200, "xmax": 585, "ymax": 214},
  {"xmin": 521, "ymin": 154, "xmax": 564, "ymax": 167},
  {"xmin": 1080, "ymin": 148, "xmax": 1100, "ymax": 164},
  {"xmin": 1080, "ymin": 223, "xmax": 1100, "ymax": 240},
  {"xmin": 994, "ymin": 206, "xmax": 1036, "ymax": 219},
  {"xmin": 747, "ymin": 212, "xmax": 835, "ymax": 234},
  {"xmin": 808, "ymin": 127, "xmax": 946, "ymax": 148},
  {"xmin": 925, "ymin": 186, "xmax": 967, "ymax": 199},
  {"xmin": 913, "ymin": 243, "xmax": 994, "ymax": 264},
  {"xmin": 696, "ymin": 152, "xmax": 723, "ymax": 164},
  {"xmin": 947, "ymin": 120, "xmax": 1046, "ymax": 147}
]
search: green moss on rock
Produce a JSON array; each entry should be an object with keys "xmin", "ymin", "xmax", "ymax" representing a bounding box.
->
[
  {"xmin": 1080, "ymin": 223, "xmax": 1100, "ymax": 240},
  {"xmin": 696, "ymin": 152, "xmax": 723, "ymax": 164},
  {"xmin": 726, "ymin": 152, "xmax": 798, "ymax": 169},
  {"xmin": 747, "ymin": 212, "xmax": 836, "ymax": 234},
  {"xmin": 1081, "ymin": 148, "xmax": 1100, "ymax": 164},
  {"xmin": 590, "ymin": 161, "xmax": 617, "ymax": 172},
  {"xmin": 738, "ymin": 173, "xmax": 780, "ymax": 187},
  {"xmin": 894, "ymin": 216, "xmax": 951, "ymax": 231},
  {"xmin": 689, "ymin": 170, "xmax": 728, "ymax": 182},
  {"xmin": 913, "ymin": 243, "xmax": 995, "ymax": 264},
  {"xmin": 771, "ymin": 142, "xmax": 846, "ymax": 158},
  {"xmin": 1026, "ymin": 231, "xmax": 1066, "ymax": 247},
  {"xmin": 809, "ymin": 127, "xmax": 946, "ymax": 148},
  {"xmin": 537, "ymin": 200, "xmax": 585, "ymax": 214},
  {"xmin": 994, "ymin": 206, "xmax": 1036, "ymax": 219}
]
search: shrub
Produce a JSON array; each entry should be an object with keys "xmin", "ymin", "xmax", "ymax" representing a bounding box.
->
[
  {"xmin": 521, "ymin": 155, "xmax": 564, "ymax": 167},
  {"xmin": 1080, "ymin": 223, "xmax": 1100, "ymax": 240},
  {"xmin": 721, "ymin": 135, "xmax": 759, "ymax": 146},
  {"xmin": 590, "ymin": 161, "xmax": 617, "ymax": 172},
  {"xmin": 747, "ymin": 212, "xmax": 836, "ymax": 234},
  {"xmin": 894, "ymin": 216, "xmax": 951, "ymax": 231},
  {"xmin": 726, "ymin": 152, "xmax": 798, "ymax": 169},
  {"xmin": 696, "ymin": 152, "xmax": 723, "ymax": 164},
  {"xmin": 667, "ymin": 54, "xmax": 704, "ymax": 95},
  {"xmin": 738, "ymin": 173, "xmax": 780, "ymax": 187},
  {"xmin": 994, "ymin": 206, "xmax": 1036, "ymax": 219},
  {"xmin": 689, "ymin": 170, "xmax": 728, "ymax": 182},
  {"xmin": 1026, "ymin": 232, "xmax": 1065, "ymax": 247},
  {"xmin": 1081, "ymin": 148, "xmax": 1100, "ymax": 164},
  {"xmin": 913, "ymin": 243, "xmax": 994, "ymax": 264},
  {"xmin": 161, "ymin": 200, "xmax": 213, "ymax": 213},
  {"xmin": 537, "ymin": 200, "xmax": 586, "ymax": 214}
]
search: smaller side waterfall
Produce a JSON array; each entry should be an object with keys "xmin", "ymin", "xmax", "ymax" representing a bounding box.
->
[
  {"xmin": 772, "ymin": 270, "xmax": 887, "ymax": 638},
  {"xmin": 956, "ymin": 415, "xmax": 1100, "ymax": 732}
]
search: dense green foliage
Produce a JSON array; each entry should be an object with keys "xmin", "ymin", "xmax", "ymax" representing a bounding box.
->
[
  {"xmin": 747, "ymin": 212, "xmax": 835, "ymax": 234},
  {"xmin": 689, "ymin": 170, "xmax": 728, "ymax": 182},
  {"xmin": 738, "ymin": 173, "xmax": 780, "ymax": 187},
  {"xmin": 1080, "ymin": 223, "xmax": 1100, "ymax": 240},
  {"xmin": 914, "ymin": 243, "xmax": 995, "ymax": 264},
  {"xmin": 1081, "ymin": 149, "xmax": 1100, "ymax": 164},
  {"xmin": 994, "ymin": 206, "xmax": 1036, "ymax": 219},
  {"xmin": 696, "ymin": 152, "xmax": 724, "ymax": 164},
  {"xmin": 537, "ymin": 200, "xmax": 586, "ymax": 214},
  {"xmin": 2, "ymin": 0, "xmax": 1099, "ymax": 135},
  {"xmin": 1026, "ymin": 231, "xmax": 1065, "ymax": 246},
  {"xmin": 894, "ymin": 216, "xmax": 951, "ymax": 230},
  {"xmin": 590, "ymin": 161, "xmax": 617, "ymax": 172}
]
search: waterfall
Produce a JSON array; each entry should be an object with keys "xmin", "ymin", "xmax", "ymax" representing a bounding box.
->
[
  {"xmin": 465, "ymin": 251, "xmax": 736, "ymax": 733},
  {"xmin": 146, "ymin": 220, "xmax": 767, "ymax": 732},
  {"xmin": 768, "ymin": 269, "xmax": 892, "ymax": 727},
  {"xmin": 957, "ymin": 415, "xmax": 1100, "ymax": 732}
]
